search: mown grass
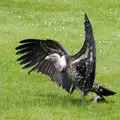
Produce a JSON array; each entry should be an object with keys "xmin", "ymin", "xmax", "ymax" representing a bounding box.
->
[{"xmin": 0, "ymin": 0, "xmax": 120, "ymax": 119}]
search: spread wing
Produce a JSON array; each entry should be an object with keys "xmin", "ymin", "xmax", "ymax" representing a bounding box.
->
[
  {"xmin": 71, "ymin": 13, "xmax": 96, "ymax": 92},
  {"xmin": 16, "ymin": 39, "xmax": 71, "ymax": 92}
]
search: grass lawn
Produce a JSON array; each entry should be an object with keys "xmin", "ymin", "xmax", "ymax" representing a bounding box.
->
[{"xmin": 0, "ymin": 0, "xmax": 120, "ymax": 119}]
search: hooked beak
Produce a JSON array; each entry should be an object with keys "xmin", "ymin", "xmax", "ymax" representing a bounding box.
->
[{"xmin": 45, "ymin": 56, "xmax": 50, "ymax": 60}]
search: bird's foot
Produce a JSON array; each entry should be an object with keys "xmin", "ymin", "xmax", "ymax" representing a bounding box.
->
[{"xmin": 92, "ymin": 95, "xmax": 105, "ymax": 103}]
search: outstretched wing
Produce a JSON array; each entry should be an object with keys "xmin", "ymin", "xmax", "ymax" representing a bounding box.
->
[
  {"xmin": 71, "ymin": 13, "xmax": 96, "ymax": 92},
  {"xmin": 16, "ymin": 39, "xmax": 72, "ymax": 92}
]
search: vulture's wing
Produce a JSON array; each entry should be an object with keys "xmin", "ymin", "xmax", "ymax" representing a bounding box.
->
[
  {"xmin": 71, "ymin": 13, "xmax": 96, "ymax": 91},
  {"xmin": 16, "ymin": 39, "xmax": 71, "ymax": 92}
]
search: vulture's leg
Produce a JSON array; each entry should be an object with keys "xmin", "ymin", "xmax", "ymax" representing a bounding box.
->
[
  {"xmin": 76, "ymin": 87, "xmax": 85, "ymax": 103},
  {"xmin": 92, "ymin": 93, "xmax": 99, "ymax": 103},
  {"xmin": 70, "ymin": 85, "xmax": 76, "ymax": 94},
  {"xmin": 92, "ymin": 93, "xmax": 105, "ymax": 103},
  {"xmin": 81, "ymin": 91, "xmax": 85, "ymax": 104}
]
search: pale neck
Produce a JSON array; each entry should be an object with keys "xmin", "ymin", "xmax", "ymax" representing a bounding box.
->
[
  {"xmin": 54, "ymin": 55, "xmax": 66, "ymax": 71},
  {"xmin": 55, "ymin": 55, "xmax": 61, "ymax": 66}
]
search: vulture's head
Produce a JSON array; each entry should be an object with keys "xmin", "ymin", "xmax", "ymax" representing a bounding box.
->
[{"xmin": 45, "ymin": 53, "xmax": 60, "ymax": 62}]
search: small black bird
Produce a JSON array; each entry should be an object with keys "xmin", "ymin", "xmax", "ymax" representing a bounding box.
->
[{"xmin": 16, "ymin": 14, "xmax": 116, "ymax": 103}]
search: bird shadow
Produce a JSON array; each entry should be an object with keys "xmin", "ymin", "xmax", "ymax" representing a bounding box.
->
[
  {"xmin": 16, "ymin": 91, "xmax": 114, "ymax": 108},
  {"xmin": 31, "ymin": 92, "xmax": 92, "ymax": 107}
]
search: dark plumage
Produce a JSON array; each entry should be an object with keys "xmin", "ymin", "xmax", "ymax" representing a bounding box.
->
[
  {"xmin": 91, "ymin": 83, "xmax": 116, "ymax": 102},
  {"xmin": 16, "ymin": 39, "xmax": 71, "ymax": 92},
  {"xmin": 16, "ymin": 14, "xmax": 116, "ymax": 103}
]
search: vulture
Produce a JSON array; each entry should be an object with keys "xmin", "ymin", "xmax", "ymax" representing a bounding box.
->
[{"xmin": 16, "ymin": 14, "xmax": 116, "ymax": 103}]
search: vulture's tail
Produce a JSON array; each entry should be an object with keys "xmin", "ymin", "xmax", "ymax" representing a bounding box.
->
[{"xmin": 92, "ymin": 83, "xmax": 116, "ymax": 97}]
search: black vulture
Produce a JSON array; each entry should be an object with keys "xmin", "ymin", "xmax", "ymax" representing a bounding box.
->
[{"xmin": 16, "ymin": 14, "xmax": 116, "ymax": 103}]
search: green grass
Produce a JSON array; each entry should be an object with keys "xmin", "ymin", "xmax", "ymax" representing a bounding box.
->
[{"xmin": 0, "ymin": 0, "xmax": 120, "ymax": 119}]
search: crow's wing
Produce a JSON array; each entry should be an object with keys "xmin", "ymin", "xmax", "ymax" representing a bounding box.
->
[
  {"xmin": 16, "ymin": 39, "xmax": 71, "ymax": 92},
  {"xmin": 71, "ymin": 14, "xmax": 96, "ymax": 91}
]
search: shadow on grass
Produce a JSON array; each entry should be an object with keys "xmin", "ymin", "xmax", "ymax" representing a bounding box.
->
[
  {"xmin": 14, "ymin": 91, "xmax": 115, "ymax": 109},
  {"xmin": 29, "ymin": 92, "xmax": 92, "ymax": 107},
  {"xmin": 14, "ymin": 92, "xmax": 89, "ymax": 108}
]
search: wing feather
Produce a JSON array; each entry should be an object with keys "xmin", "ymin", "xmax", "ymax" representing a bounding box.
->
[
  {"xmin": 71, "ymin": 14, "xmax": 96, "ymax": 91},
  {"xmin": 16, "ymin": 39, "xmax": 71, "ymax": 92}
]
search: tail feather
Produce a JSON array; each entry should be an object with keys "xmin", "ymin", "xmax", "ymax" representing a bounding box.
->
[{"xmin": 92, "ymin": 83, "xmax": 116, "ymax": 97}]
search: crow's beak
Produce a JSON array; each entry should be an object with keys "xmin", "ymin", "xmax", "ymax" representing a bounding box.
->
[{"xmin": 45, "ymin": 56, "xmax": 50, "ymax": 60}]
